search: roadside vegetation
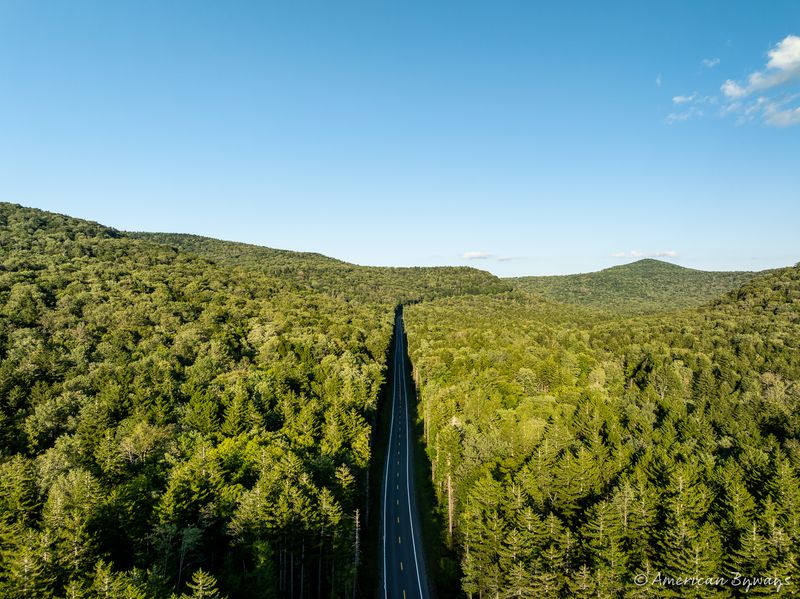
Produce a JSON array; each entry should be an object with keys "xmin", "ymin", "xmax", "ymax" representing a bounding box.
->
[{"xmin": 406, "ymin": 266, "xmax": 800, "ymax": 596}]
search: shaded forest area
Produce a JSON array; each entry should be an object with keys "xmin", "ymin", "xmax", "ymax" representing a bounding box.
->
[{"xmin": 406, "ymin": 266, "xmax": 800, "ymax": 596}]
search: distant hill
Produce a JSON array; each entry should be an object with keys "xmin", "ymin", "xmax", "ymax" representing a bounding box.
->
[
  {"xmin": 131, "ymin": 232, "xmax": 512, "ymax": 304},
  {"xmin": 509, "ymin": 258, "xmax": 758, "ymax": 314}
]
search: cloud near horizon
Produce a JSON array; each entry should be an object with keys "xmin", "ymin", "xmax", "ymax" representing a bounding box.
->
[
  {"xmin": 611, "ymin": 250, "xmax": 679, "ymax": 259},
  {"xmin": 461, "ymin": 251, "xmax": 492, "ymax": 260},
  {"xmin": 461, "ymin": 252, "xmax": 520, "ymax": 262}
]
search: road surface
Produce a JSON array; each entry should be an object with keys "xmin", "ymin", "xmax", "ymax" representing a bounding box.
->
[{"xmin": 381, "ymin": 310, "xmax": 431, "ymax": 599}]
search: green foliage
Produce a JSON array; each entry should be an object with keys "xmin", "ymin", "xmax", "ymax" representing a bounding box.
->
[
  {"xmin": 0, "ymin": 203, "xmax": 402, "ymax": 597},
  {"xmin": 3, "ymin": 201, "xmax": 797, "ymax": 597},
  {"xmin": 179, "ymin": 569, "xmax": 225, "ymax": 599},
  {"xmin": 406, "ymin": 263, "xmax": 800, "ymax": 596},
  {"xmin": 130, "ymin": 232, "xmax": 512, "ymax": 304},
  {"xmin": 510, "ymin": 258, "xmax": 757, "ymax": 314}
]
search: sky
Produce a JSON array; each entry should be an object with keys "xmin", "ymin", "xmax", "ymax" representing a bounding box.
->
[{"xmin": 1, "ymin": 1, "xmax": 799, "ymax": 276}]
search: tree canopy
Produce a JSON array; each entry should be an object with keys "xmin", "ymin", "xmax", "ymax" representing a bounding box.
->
[
  {"xmin": 510, "ymin": 258, "xmax": 757, "ymax": 315},
  {"xmin": 406, "ymin": 263, "xmax": 800, "ymax": 596}
]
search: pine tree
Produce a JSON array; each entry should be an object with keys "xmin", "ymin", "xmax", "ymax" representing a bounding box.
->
[
  {"xmin": 624, "ymin": 471, "xmax": 658, "ymax": 569},
  {"xmin": 1, "ymin": 526, "xmax": 56, "ymax": 599},
  {"xmin": 566, "ymin": 564, "xmax": 595, "ymax": 599},
  {"xmin": 583, "ymin": 500, "xmax": 627, "ymax": 595},
  {"xmin": 0, "ymin": 455, "xmax": 37, "ymax": 525},
  {"xmin": 180, "ymin": 568, "xmax": 226, "ymax": 599},
  {"xmin": 715, "ymin": 462, "xmax": 757, "ymax": 547},
  {"xmin": 503, "ymin": 561, "xmax": 536, "ymax": 598},
  {"xmin": 551, "ymin": 446, "xmax": 600, "ymax": 518},
  {"xmin": 727, "ymin": 522, "xmax": 769, "ymax": 580}
]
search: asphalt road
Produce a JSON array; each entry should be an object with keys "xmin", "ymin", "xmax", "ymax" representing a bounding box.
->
[{"xmin": 381, "ymin": 310, "xmax": 431, "ymax": 599}]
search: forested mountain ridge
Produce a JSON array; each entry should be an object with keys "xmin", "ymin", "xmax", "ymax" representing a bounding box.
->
[
  {"xmin": 510, "ymin": 258, "xmax": 757, "ymax": 314},
  {"xmin": 405, "ymin": 263, "xmax": 800, "ymax": 597},
  {"xmin": 0, "ymin": 202, "xmax": 399, "ymax": 597},
  {"xmin": 131, "ymin": 232, "xmax": 512, "ymax": 304}
]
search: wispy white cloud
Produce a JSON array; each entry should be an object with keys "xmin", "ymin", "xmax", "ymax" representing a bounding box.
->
[
  {"xmin": 763, "ymin": 98, "xmax": 800, "ymax": 126},
  {"xmin": 460, "ymin": 252, "xmax": 521, "ymax": 261},
  {"xmin": 461, "ymin": 251, "xmax": 492, "ymax": 260},
  {"xmin": 656, "ymin": 74, "xmax": 662, "ymax": 87},
  {"xmin": 667, "ymin": 35, "xmax": 800, "ymax": 127},
  {"xmin": 672, "ymin": 93, "xmax": 718, "ymax": 106},
  {"xmin": 667, "ymin": 91, "xmax": 720, "ymax": 122},
  {"xmin": 611, "ymin": 250, "xmax": 679, "ymax": 259},
  {"xmin": 667, "ymin": 106, "xmax": 703, "ymax": 124},
  {"xmin": 673, "ymin": 92, "xmax": 698, "ymax": 104},
  {"xmin": 721, "ymin": 79, "xmax": 747, "ymax": 99}
]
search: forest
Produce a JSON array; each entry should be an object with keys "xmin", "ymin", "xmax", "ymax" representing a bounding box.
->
[
  {"xmin": 130, "ymin": 233, "xmax": 511, "ymax": 305},
  {"xmin": 0, "ymin": 203, "xmax": 510, "ymax": 598},
  {"xmin": 510, "ymin": 259, "xmax": 756, "ymax": 315},
  {"xmin": 405, "ymin": 266, "xmax": 800, "ymax": 596},
  {"xmin": 1, "ymin": 202, "xmax": 798, "ymax": 597}
]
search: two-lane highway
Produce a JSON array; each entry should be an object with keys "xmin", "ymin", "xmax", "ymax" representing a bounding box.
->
[{"xmin": 381, "ymin": 310, "xmax": 431, "ymax": 599}]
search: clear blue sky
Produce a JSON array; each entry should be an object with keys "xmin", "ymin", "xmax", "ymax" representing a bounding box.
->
[{"xmin": 1, "ymin": 1, "xmax": 798, "ymax": 276}]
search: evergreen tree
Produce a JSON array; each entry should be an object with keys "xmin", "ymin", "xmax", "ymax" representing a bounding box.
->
[{"xmin": 180, "ymin": 569, "xmax": 225, "ymax": 599}]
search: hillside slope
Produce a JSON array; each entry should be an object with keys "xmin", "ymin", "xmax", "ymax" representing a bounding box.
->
[
  {"xmin": 0, "ymin": 202, "xmax": 394, "ymax": 598},
  {"xmin": 132, "ymin": 232, "xmax": 512, "ymax": 304},
  {"xmin": 405, "ymin": 264, "xmax": 800, "ymax": 596},
  {"xmin": 510, "ymin": 258, "xmax": 757, "ymax": 314}
]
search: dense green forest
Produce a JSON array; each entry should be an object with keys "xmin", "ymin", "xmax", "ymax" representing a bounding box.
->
[
  {"xmin": 406, "ymin": 266, "xmax": 800, "ymax": 596},
  {"xmin": 131, "ymin": 233, "xmax": 511, "ymax": 305},
  {"xmin": 2, "ymin": 202, "xmax": 798, "ymax": 598},
  {"xmin": 510, "ymin": 259, "xmax": 757, "ymax": 315},
  {"xmin": 0, "ymin": 202, "xmax": 441, "ymax": 598}
]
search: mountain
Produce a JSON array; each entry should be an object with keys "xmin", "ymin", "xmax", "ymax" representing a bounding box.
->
[
  {"xmin": 131, "ymin": 232, "xmax": 512, "ymax": 304},
  {"xmin": 509, "ymin": 258, "xmax": 758, "ymax": 314}
]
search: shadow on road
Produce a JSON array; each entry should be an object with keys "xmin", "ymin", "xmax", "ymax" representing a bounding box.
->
[{"xmin": 361, "ymin": 306, "xmax": 462, "ymax": 598}]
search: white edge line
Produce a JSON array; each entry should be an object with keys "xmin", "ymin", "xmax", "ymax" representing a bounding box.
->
[
  {"xmin": 382, "ymin": 316, "xmax": 400, "ymax": 598},
  {"xmin": 400, "ymin": 321, "xmax": 425, "ymax": 598}
]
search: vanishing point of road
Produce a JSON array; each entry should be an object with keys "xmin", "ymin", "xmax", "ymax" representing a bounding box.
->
[{"xmin": 381, "ymin": 309, "xmax": 431, "ymax": 599}]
